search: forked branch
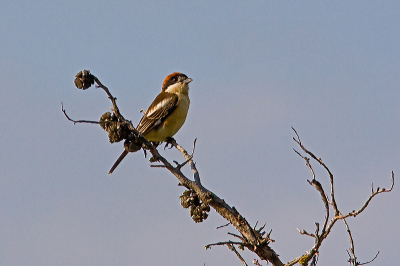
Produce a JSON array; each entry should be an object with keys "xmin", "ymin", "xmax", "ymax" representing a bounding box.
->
[
  {"xmin": 65, "ymin": 70, "xmax": 283, "ymax": 266},
  {"xmin": 290, "ymin": 127, "xmax": 394, "ymax": 266},
  {"xmin": 64, "ymin": 71, "xmax": 394, "ymax": 266}
]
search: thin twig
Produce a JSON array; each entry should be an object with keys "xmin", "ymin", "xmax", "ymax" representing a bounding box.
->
[
  {"xmin": 205, "ymin": 241, "xmax": 244, "ymax": 249},
  {"xmin": 227, "ymin": 243, "xmax": 248, "ymax": 266},
  {"xmin": 93, "ymin": 76, "xmax": 125, "ymax": 122},
  {"xmin": 296, "ymin": 228, "xmax": 315, "ymax": 238},
  {"xmin": 292, "ymin": 127, "xmax": 340, "ymax": 216},
  {"xmin": 339, "ymin": 172, "xmax": 394, "ymax": 219},
  {"xmin": 343, "ymin": 218, "xmax": 355, "ymax": 262},
  {"xmin": 150, "ymin": 165, "xmax": 167, "ymax": 168},
  {"xmin": 172, "ymin": 138, "xmax": 201, "ymax": 184},
  {"xmin": 291, "ymin": 127, "xmax": 394, "ymax": 266},
  {"xmin": 228, "ymin": 232, "xmax": 245, "ymax": 241},
  {"xmin": 61, "ymin": 103, "xmax": 101, "ymax": 125},
  {"xmin": 216, "ymin": 223, "xmax": 231, "ymax": 229},
  {"xmin": 307, "ymin": 179, "xmax": 330, "ymax": 234},
  {"xmin": 358, "ymin": 251, "xmax": 379, "ymax": 265},
  {"xmin": 176, "ymin": 155, "xmax": 193, "ymax": 170}
]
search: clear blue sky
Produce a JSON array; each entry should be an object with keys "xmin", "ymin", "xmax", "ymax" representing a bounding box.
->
[{"xmin": 1, "ymin": 1, "xmax": 399, "ymax": 265}]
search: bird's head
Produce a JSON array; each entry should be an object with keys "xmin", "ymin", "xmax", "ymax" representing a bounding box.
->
[{"xmin": 162, "ymin": 72, "xmax": 192, "ymax": 95}]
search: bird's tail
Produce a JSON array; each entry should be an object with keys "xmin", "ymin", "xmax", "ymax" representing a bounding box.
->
[{"xmin": 108, "ymin": 150, "xmax": 129, "ymax": 175}]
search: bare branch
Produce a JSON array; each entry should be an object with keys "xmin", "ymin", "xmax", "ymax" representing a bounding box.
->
[
  {"xmin": 216, "ymin": 223, "xmax": 231, "ymax": 229},
  {"xmin": 293, "ymin": 149, "xmax": 316, "ymax": 180},
  {"xmin": 339, "ymin": 172, "xmax": 394, "ymax": 219},
  {"xmin": 92, "ymin": 75, "xmax": 126, "ymax": 122},
  {"xmin": 205, "ymin": 240, "xmax": 244, "ymax": 249},
  {"xmin": 67, "ymin": 71, "xmax": 283, "ymax": 265},
  {"xmin": 228, "ymin": 232, "xmax": 245, "ymax": 241},
  {"xmin": 292, "ymin": 127, "xmax": 340, "ymax": 216},
  {"xmin": 171, "ymin": 138, "xmax": 201, "ymax": 184},
  {"xmin": 206, "ymin": 241, "xmax": 249, "ymax": 266},
  {"xmin": 296, "ymin": 228, "xmax": 315, "ymax": 238},
  {"xmin": 61, "ymin": 102, "xmax": 101, "ymax": 125},
  {"xmin": 67, "ymin": 73, "xmax": 395, "ymax": 266},
  {"xmin": 168, "ymin": 141, "xmax": 283, "ymax": 265},
  {"xmin": 227, "ymin": 243, "xmax": 248, "ymax": 266},
  {"xmin": 358, "ymin": 251, "xmax": 380, "ymax": 265},
  {"xmin": 176, "ymin": 154, "xmax": 193, "ymax": 170},
  {"xmin": 341, "ymin": 219, "xmax": 356, "ymax": 265},
  {"xmin": 307, "ymin": 179, "xmax": 330, "ymax": 234},
  {"xmin": 149, "ymin": 164, "xmax": 167, "ymax": 168},
  {"xmin": 291, "ymin": 127, "xmax": 394, "ymax": 266}
]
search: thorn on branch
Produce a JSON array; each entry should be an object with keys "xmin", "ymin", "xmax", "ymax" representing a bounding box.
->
[
  {"xmin": 228, "ymin": 232, "xmax": 245, "ymax": 241},
  {"xmin": 175, "ymin": 155, "xmax": 193, "ymax": 170},
  {"xmin": 216, "ymin": 223, "xmax": 231, "ymax": 229},
  {"xmin": 253, "ymin": 221, "xmax": 259, "ymax": 230},
  {"xmin": 252, "ymin": 259, "xmax": 262, "ymax": 266},
  {"xmin": 266, "ymin": 229, "xmax": 274, "ymax": 243},
  {"xmin": 255, "ymin": 223, "xmax": 266, "ymax": 233}
]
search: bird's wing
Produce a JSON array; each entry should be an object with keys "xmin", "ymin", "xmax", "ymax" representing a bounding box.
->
[{"xmin": 137, "ymin": 92, "xmax": 178, "ymax": 136}]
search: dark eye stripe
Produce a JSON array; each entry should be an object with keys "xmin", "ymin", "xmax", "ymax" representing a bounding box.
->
[{"xmin": 162, "ymin": 72, "xmax": 188, "ymax": 91}]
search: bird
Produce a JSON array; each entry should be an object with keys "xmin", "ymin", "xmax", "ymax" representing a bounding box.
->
[{"xmin": 108, "ymin": 72, "xmax": 192, "ymax": 174}]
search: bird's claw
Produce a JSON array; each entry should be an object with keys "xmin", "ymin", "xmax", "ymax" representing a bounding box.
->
[{"xmin": 164, "ymin": 137, "xmax": 175, "ymax": 150}]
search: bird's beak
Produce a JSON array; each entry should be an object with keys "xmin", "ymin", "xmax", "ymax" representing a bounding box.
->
[{"xmin": 183, "ymin": 78, "xmax": 193, "ymax": 84}]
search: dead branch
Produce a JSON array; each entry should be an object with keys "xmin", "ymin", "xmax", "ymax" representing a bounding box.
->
[
  {"xmin": 338, "ymin": 172, "xmax": 394, "ymax": 219},
  {"xmin": 66, "ymin": 70, "xmax": 284, "ymax": 265},
  {"xmin": 205, "ymin": 240, "xmax": 244, "ymax": 249},
  {"xmin": 64, "ymin": 71, "xmax": 394, "ymax": 266},
  {"xmin": 296, "ymin": 228, "xmax": 315, "ymax": 238},
  {"xmin": 61, "ymin": 102, "xmax": 101, "ymax": 125},
  {"xmin": 292, "ymin": 126, "xmax": 339, "ymax": 215},
  {"xmin": 291, "ymin": 127, "xmax": 394, "ymax": 266},
  {"xmin": 358, "ymin": 251, "xmax": 379, "ymax": 265},
  {"xmin": 216, "ymin": 222, "xmax": 231, "ymax": 229},
  {"xmin": 227, "ymin": 242, "xmax": 248, "ymax": 266}
]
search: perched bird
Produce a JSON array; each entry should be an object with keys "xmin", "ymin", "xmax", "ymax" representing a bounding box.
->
[{"xmin": 108, "ymin": 72, "xmax": 192, "ymax": 174}]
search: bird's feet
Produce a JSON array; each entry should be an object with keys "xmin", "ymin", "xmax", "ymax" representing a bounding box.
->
[{"xmin": 164, "ymin": 137, "xmax": 176, "ymax": 150}]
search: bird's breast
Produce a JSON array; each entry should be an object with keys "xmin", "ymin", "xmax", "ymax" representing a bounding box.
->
[{"xmin": 144, "ymin": 95, "xmax": 190, "ymax": 142}]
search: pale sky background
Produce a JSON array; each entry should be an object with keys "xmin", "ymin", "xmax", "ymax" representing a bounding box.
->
[{"xmin": 1, "ymin": 1, "xmax": 399, "ymax": 265}]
